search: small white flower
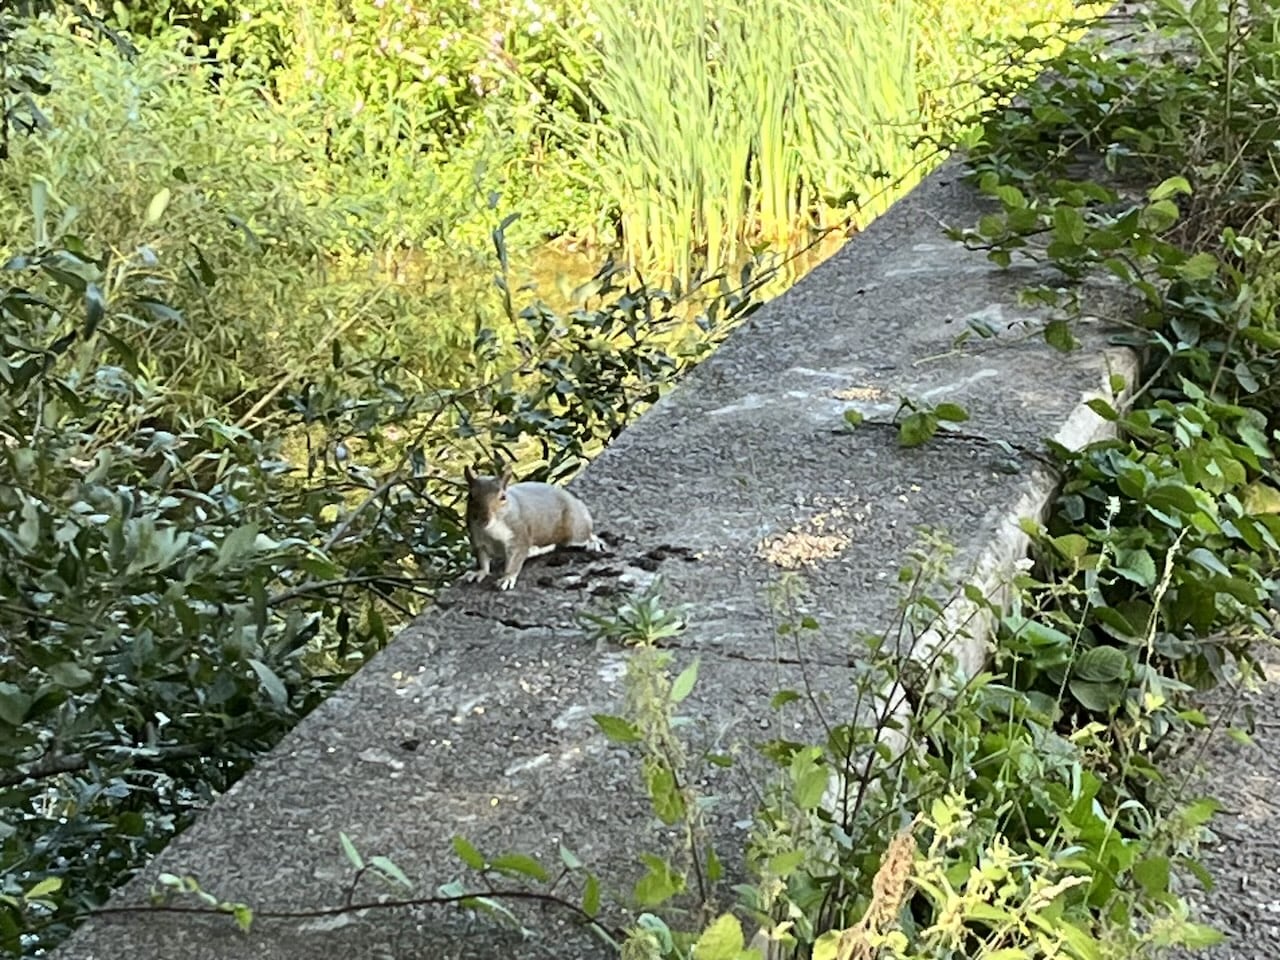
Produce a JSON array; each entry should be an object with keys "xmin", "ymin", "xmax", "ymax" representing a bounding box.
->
[
  {"xmin": 528, "ymin": 20, "xmax": 543, "ymax": 35},
  {"xmin": 435, "ymin": 74, "xmax": 449, "ymax": 87}
]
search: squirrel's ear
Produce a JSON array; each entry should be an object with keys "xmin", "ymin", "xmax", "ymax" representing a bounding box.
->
[
  {"xmin": 463, "ymin": 465, "xmax": 476, "ymax": 483},
  {"xmin": 499, "ymin": 464, "xmax": 514, "ymax": 487}
]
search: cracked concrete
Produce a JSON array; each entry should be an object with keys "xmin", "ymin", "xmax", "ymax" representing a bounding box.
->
[{"xmin": 56, "ymin": 158, "xmax": 1139, "ymax": 960}]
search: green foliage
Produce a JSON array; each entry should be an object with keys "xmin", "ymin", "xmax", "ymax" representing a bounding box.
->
[
  {"xmin": 0, "ymin": 13, "xmax": 764, "ymax": 954},
  {"xmin": 532, "ymin": 0, "xmax": 1095, "ymax": 284},
  {"xmin": 949, "ymin": 0, "xmax": 1280, "ymax": 731}
]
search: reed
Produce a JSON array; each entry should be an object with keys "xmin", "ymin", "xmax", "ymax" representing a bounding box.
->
[{"xmin": 544, "ymin": 0, "xmax": 1089, "ymax": 285}]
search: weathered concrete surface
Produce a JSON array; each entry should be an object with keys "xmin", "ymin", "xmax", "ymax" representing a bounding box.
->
[
  {"xmin": 1168, "ymin": 645, "xmax": 1280, "ymax": 960},
  {"xmin": 57, "ymin": 159, "xmax": 1136, "ymax": 959}
]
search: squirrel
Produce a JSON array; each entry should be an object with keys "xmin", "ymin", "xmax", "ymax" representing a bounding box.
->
[{"xmin": 461, "ymin": 465, "xmax": 605, "ymax": 590}]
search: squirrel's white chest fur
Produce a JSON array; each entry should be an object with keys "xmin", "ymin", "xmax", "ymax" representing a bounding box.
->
[{"xmin": 480, "ymin": 515, "xmax": 554, "ymax": 558}]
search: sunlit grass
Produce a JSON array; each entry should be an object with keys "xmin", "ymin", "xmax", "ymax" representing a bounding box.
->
[{"xmin": 539, "ymin": 0, "xmax": 1106, "ymax": 285}]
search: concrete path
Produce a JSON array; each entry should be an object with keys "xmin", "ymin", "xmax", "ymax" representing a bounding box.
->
[{"xmin": 57, "ymin": 159, "xmax": 1136, "ymax": 959}]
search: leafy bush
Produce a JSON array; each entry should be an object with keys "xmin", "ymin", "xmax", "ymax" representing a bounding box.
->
[
  {"xmin": 949, "ymin": 0, "xmax": 1280, "ymax": 734},
  {"xmin": 0, "ymin": 13, "xmax": 765, "ymax": 954}
]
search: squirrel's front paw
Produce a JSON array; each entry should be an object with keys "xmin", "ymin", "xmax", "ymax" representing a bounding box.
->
[
  {"xmin": 585, "ymin": 535, "xmax": 605, "ymax": 553},
  {"xmin": 460, "ymin": 570, "xmax": 487, "ymax": 584},
  {"xmin": 496, "ymin": 575, "xmax": 518, "ymax": 591}
]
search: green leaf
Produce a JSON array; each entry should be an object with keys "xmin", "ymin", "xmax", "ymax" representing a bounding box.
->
[
  {"xmin": 370, "ymin": 856, "xmax": 413, "ymax": 890},
  {"xmin": 146, "ymin": 187, "xmax": 172, "ymax": 224},
  {"xmin": 1177, "ymin": 252, "xmax": 1219, "ymax": 281},
  {"xmin": 771, "ymin": 690, "xmax": 801, "ymax": 708},
  {"xmin": 593, "ymin": 714, "xmax": 642, "ymax": 743},
  {"xmin": 16, "ymin": 500, "xmax": 40, "ymax": 552},
  {"xmin": 1133, "ymin": 856, "xmax": 1170, "ymax": 896},
  {"xmin": 842, "ymin": 409, "xmax": 864, "ymax": 427},
  {"xmin": 670, "ymin": 659, "xmax": 699, "ymax": 703},
  {"xmin": 792, "ymin": 766, "xmax": 829, "ymax": 811},
  {"xmin": 1141, "ymin": 199, "xmax": 1180, "ymax": 231},
  {"xmin": 934, "ymin": 402, "xmax": 969, "ymax": 423},
  {"xmin": 1180, "ymin": 923, "xmax": 1225, "ymax": 948},
  {"xmin": 46, "ymin": 662, "xmax": 94, "ymax": 689},
  {"xmin": 490, "ymin": 853, "xmax": 549, "ymax": 882},
  {"xmin": 339, "ymin": 832, "xmax": 364, "ymax": 871},
  {"xmin": 1009, "ymin": 618, "xmax": 1072, "ymax": 649},
  {"xmin": 767, "ymin": 850, "xmax": 806, "ymax": 877},
  {"xmin": 1113, "ymin": 548, "xmax": 1157, "ymax": 587},
  {"xmin": 1149, "ymin": 176, "xmax": 1192, "ymax": 201},
  {"xmin": 898, "ymin": 411, "xmax": 938, "ymax": 447},
  {"xmin": 1053, "ymin": 204, "xmax": 1086, "ymax": 244},
  {"xmin": 232, "ymin": 904, "xmax": 254, "ymax": 933},
  {"xmin": 581, "ymin": 873, "xmax": 601, "ymax": 917},
  {"xmin": 1186, "ymin": 547, "xmax": 1230, "ymax": 577},
  {"xmin": 452, "ymin": 835, "xmax": 486, "ymax": 870},
  {"xmin": 1086, "ymin": 397, "xmax": 1118, "ymax": 421},
  {"xmin": 215, "ymin": 523, "xmax": 260, "ymax": 571},
  {"xmin": 647, "ymin": 761, "xmax": 685, "ymax": 824},
  {"xmin": 1069, "ymin": 678, "xmax": 1124, "ymax": 713},
  {"xmin": 559, "ymin": 845, "xmax": 582, "ymax": 870},
  {"xmin": 23, "ymin": 877, "xmax": 62, "ymax": 901},
  {"xmin": 85, "ymin": 283, "xmax": 106, "ymax": 337},
  {"xmin": 1050, "ymin": 533, "xmax": 1089, "ymax": 561},
  {"xmin": 1045, "ymin": 318, "xmax": 1080, "ymax": 352},
  {"xmin": 248, "ymin": 659, "xmax": 288, "ymax": 708},
  {"xmin": 1073, "ymin": 646, "xmax": 1130, "ymax": 683},
  {"xmin": 692, "ymin": 913, "xmax": 745, "ymax": 960},
  {"xmin": 0, "ymin": 683, "xmax": 33, "ymax": 726},
  {"xmin": 633, "ymin": 855, "xmax": 683, "ymax": 907}
]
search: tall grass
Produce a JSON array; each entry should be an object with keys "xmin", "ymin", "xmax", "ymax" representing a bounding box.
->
[{"xmin": 543, "ymin": 0, "xmax": 1091, "ymax": 285}]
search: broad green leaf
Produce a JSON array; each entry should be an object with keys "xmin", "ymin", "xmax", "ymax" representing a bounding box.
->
[
  {"xmin": 46, "ymin": 662, "xmax": 94, "ymax": 689},
  {"xmin": 766, "ymin": 850, "xmax": 806, "ymax": 876},
  {"xmin": 898, "ymin": 411, "xmax": 937, "ymax": 448},
  {"xmin": 1045, "ymin": 318, "xmax": 1080, "ymax": 353},
  {"xmin": 1113, "ymin": 548, "xmax": 1157, "ymax": 587},
  {"xmin": 1069, "ymin": 678, "xmax": 1124, "ymax": 713},
  {"xmin": 1051, "ymin": 534, "xmax": 1089, "ymax": 561},
  {"xmin": 1073, "ymin": 646, "xmax": 1130, "ymax": 683},
  {"xmin": 1186, "ymin": 547, "xmax": 1230, "ymax": 577},
  {"xmin": 633, "ymin": 855, "xmax": 683, "ymax": 907},
  {"xmin": 1086, "ymin": 397, "xmax": 1118, "ymax": 421},
  {"xmin": 0, "ymin": 683, "xmax": 32, "ymax": 726},
  {"xmin": 1242, "ymin": 482, "xmax": 1280, "ymax": 515},
  {"xmin": 1177, "ymin": 251, "xmax": 1219, "ymax": 281},
  {"xmin": 792, "ymin": 766, "xmax": 829, "ymax": 811},
  {"xmin": 1133, "ymin": 856, "xmax": 1170, "ymax": 896},
  {"xmin": 842, "ymin": 409, "xmax": 864, "ymax": 427},
  {"xmin": 692, "ymin": 913, "xmax": 745, "ymax": 960},
  {"xmin": 1149, "ymin": 175, "xmax": 1192, "ymax": 201},
  {"xmin": 23, "ymin": 877, "xmax": 62, "ymax": 901}
]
